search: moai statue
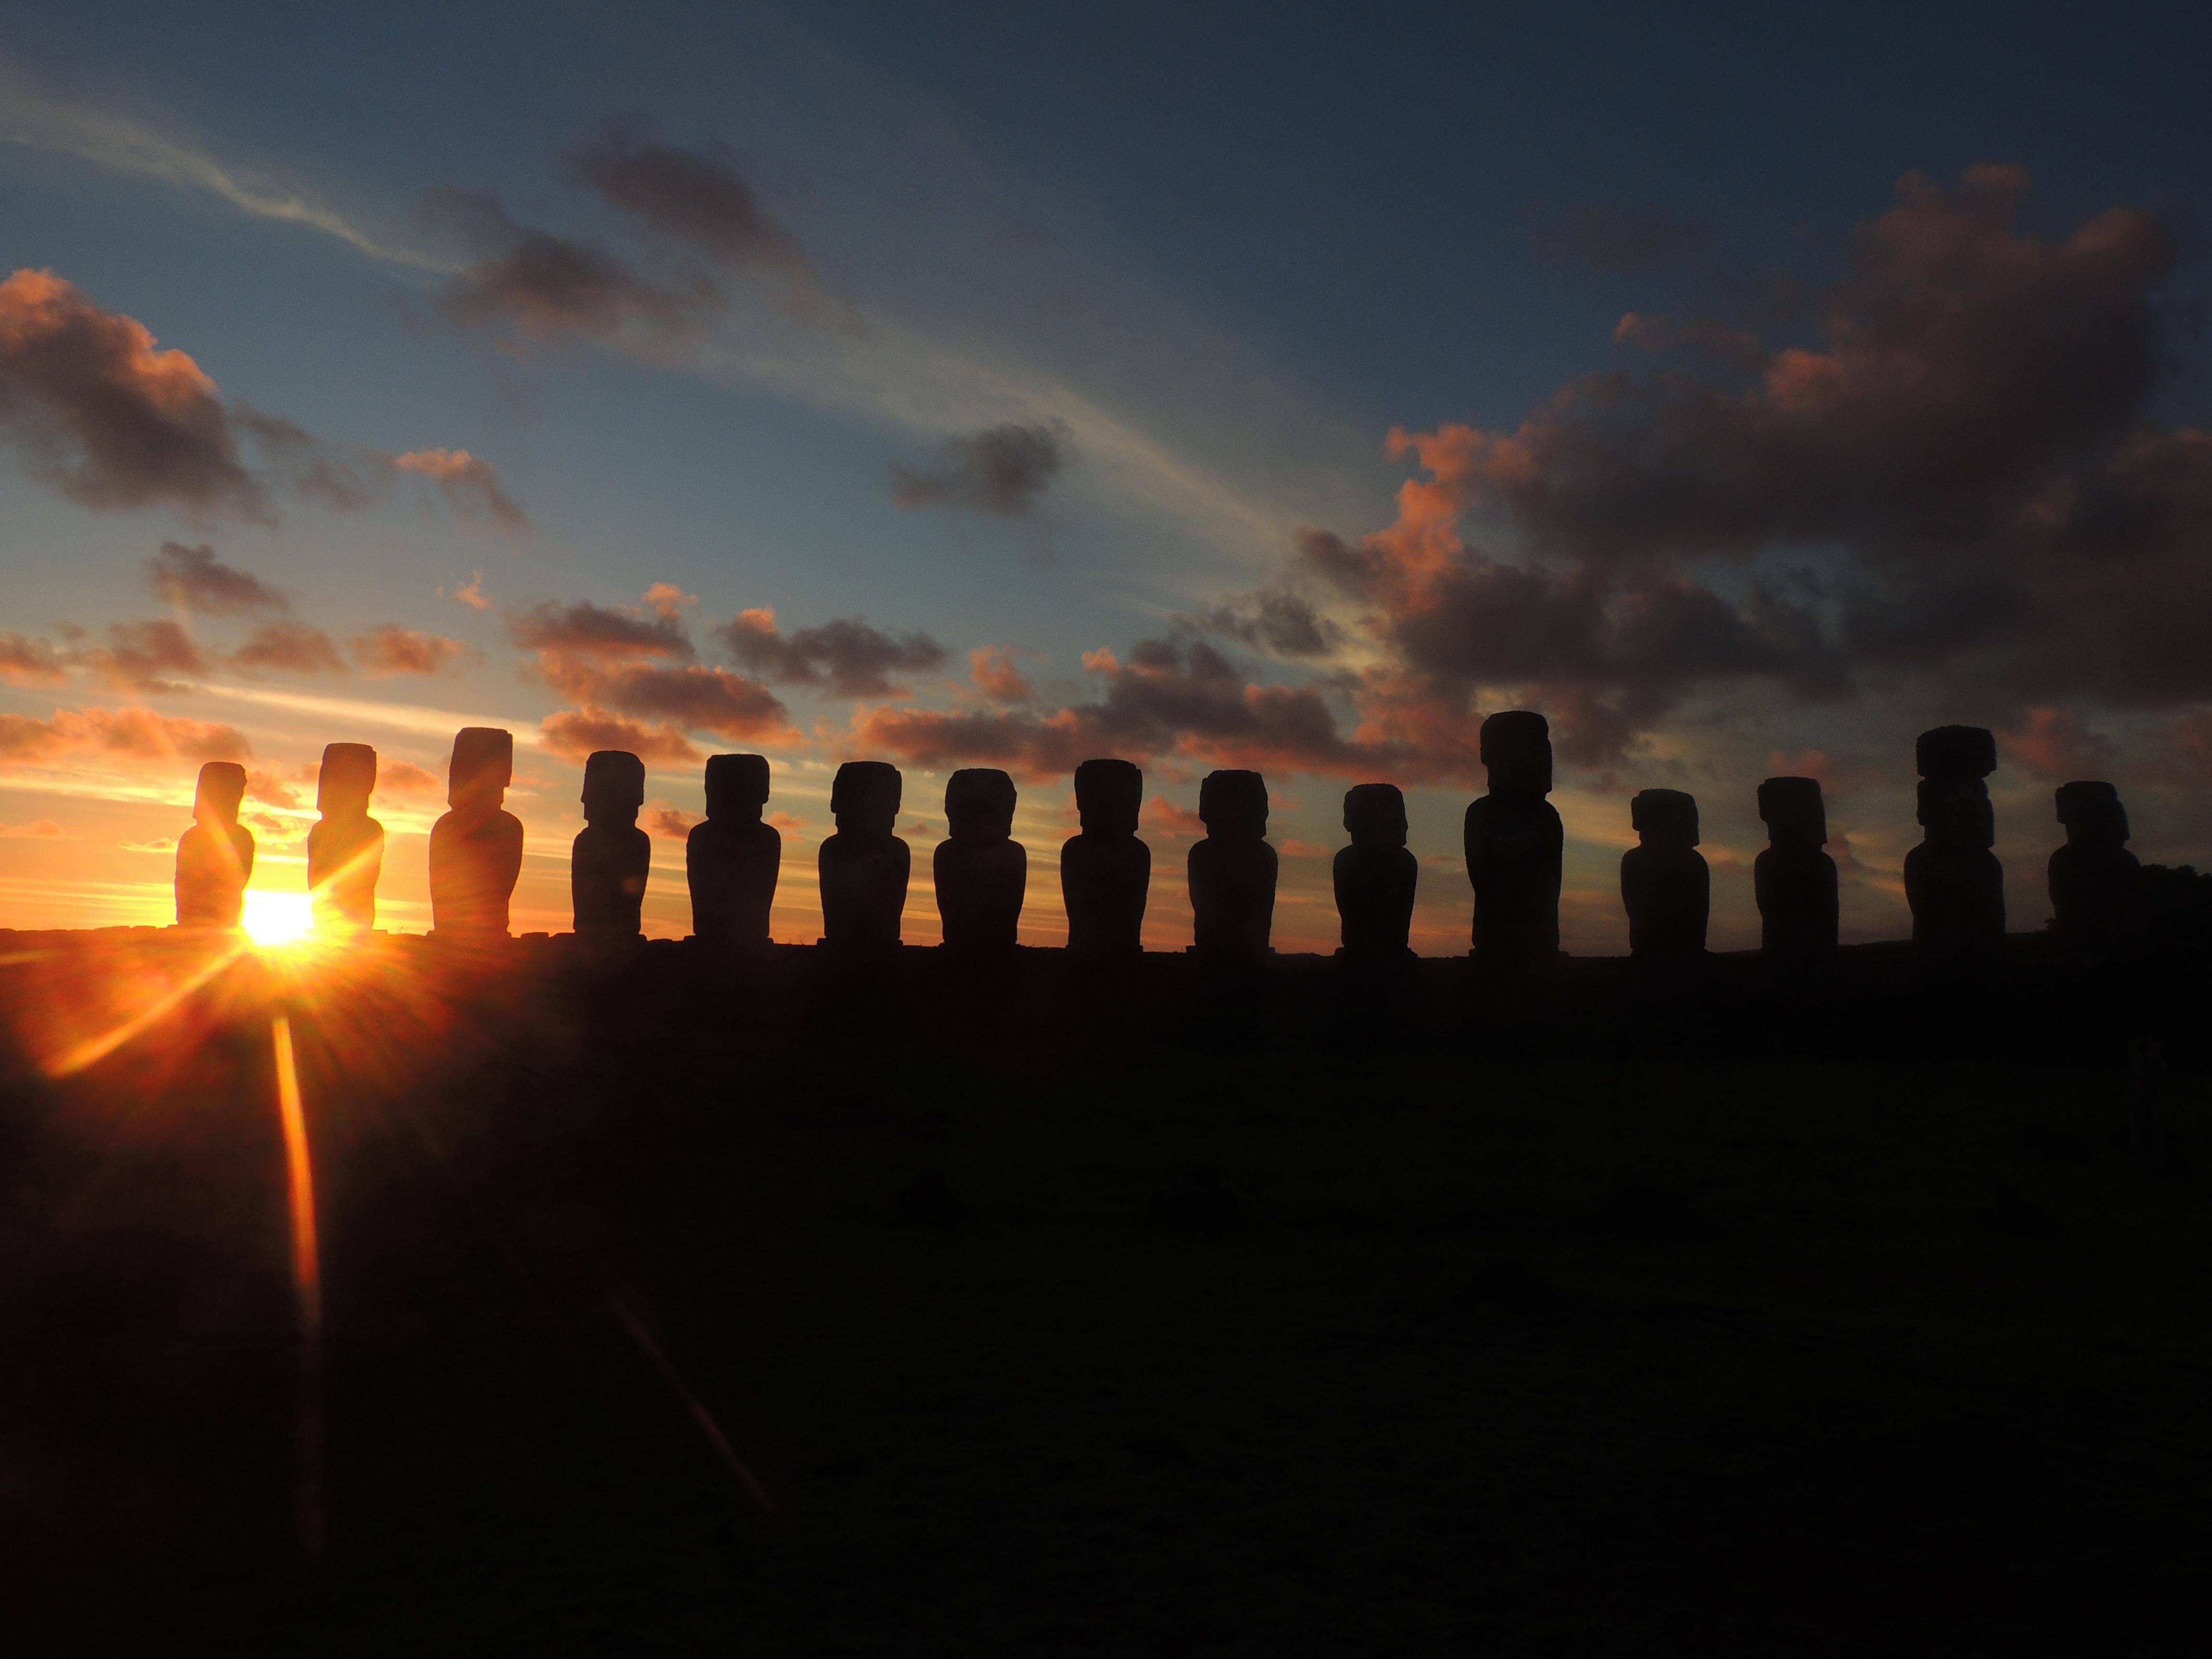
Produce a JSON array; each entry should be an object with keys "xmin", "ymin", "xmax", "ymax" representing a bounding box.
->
[
  {"xmin": 1188, "ymin": 769, "xmax": 1276, "ymax": 958},
  {"xmin": 1060, "ymin": 758, "xmax": 1150, "ymax": 954},
  {"xmin": 819, "ymin": 760, "xmax": 909, "ymax": 948},
  {"xmin": 1620, "ymin": 788, "xmax": 1708, "ymax": 960},
  {"xmin": 308, "ymin": 742, "xmax": 384, "ymax": 932},
  {"xmin": 1755, "ymin": 776, "xmax": 1839, "ymax": 963},
  {"xmin": 1334, "ymin": 782, "xmax": 1418, "ymax": 957},
  {"xmin": 175, "ymin": 760, "xmax": 254, "ymax": 928},
  {"xmin": 1905, "ymin": 725, "xmax": 2005, "ymax": 962},
  {"xmin": 1462, "ymin": 710, "xmax": 1563, "ymax": 969},
  {"xmin": 429, "ymin": 727, "xmax": 523, "ymax": 939},
  {"xmin": 687, "ymin": 753, "xmax": 781, "ymax": 944},
  {"xmin": 571, "ymin": 749, "xmax": 649, "ymax": 938},
  {"xmin": 2049, "ymin": 780, "xmax": 2140, "ymax": 966},
  {"xmin": 935, "ymin": 768, "xmax": 1025, "ymax": 951}
]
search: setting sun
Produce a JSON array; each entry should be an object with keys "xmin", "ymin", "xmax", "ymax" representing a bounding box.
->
[{"xmin": 242, "ymin": 890, "xmax": 314, "ymax": 949}]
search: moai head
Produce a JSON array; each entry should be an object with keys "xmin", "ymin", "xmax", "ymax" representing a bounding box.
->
[
  {"xmin": 2056, "ymin": 780, "xmax": 2129, "ymax": 849},
  {"xmin": 317, "ymin": 743, "xmax": 378, "ymax": 818},
  {"xmin": 1631, "ymin": 788, "xmax": 1700, "ymax": 849},
  {"xmin": 1073, "ymin": 758, "xmax": 1143, "ymax": 837},
  {"xmin": 1917, "ymin": 778, "xmax": 1996, "ymax": 851},
  {"xmin": 1343, "ymin": 782, "xmax": 1407, "ymax": 850},
  {"xmin": 704, "ymin": 753, "xmax": 770, "ymax": 821},
  {"xmin": 830, "ymin": 760, "xmax": 902, "ymax": 838},
  {"xmin": 1480, "ymin": 710, "xmax": 1552, "ymax": 798},
  {"xmin": 581, "ymin": 750, "xmax": 646, "ymax": 827},
  {"xmin": 1198, "ymin": 769, "xmax": 1268, "ymax": 841},
  {"xmin": 193, "ymin": 760, "xmax": 248, "ymax": 826},
  {"xmin": 945, "ymin": 768, "xmax": 1017, "ymax": 841},
  {"xmin": 1915, "ymin": 725, "xmax": 1998, "ymax": 781},
  {"xmin": 448, "ymin": 727, "xmax": 513, "ymax": 819},
  {"xmin": 1757, "ymin": 776, "xmax": 1827, "ymax": 848}
]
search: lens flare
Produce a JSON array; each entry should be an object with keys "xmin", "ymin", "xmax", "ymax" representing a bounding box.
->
[{"xmin": 243, "ymin": 890, "xmax": 315, "ymax": 950}]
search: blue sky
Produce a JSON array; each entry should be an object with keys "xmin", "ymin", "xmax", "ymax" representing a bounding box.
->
[{"xmin": 2, "ymin": 0, "xmax": 2208, "ymax": 946}]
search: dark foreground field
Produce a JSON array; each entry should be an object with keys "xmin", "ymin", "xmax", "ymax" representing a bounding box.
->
[{"xmin": 1, "ymin": 931, "xmax": 2207, "ymax": 1655}]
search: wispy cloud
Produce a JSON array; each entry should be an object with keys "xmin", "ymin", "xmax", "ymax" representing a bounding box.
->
[{"xmin": 0, "ymin": 59, "xmax": 452, "ymax": 271}]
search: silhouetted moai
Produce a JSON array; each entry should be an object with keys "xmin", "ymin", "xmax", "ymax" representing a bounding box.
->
[
  {"xmin": 2049, "ymin": 780, "xmax": 2140, "ymax": 967},
  {"xmin": 935, "ymin": 768, "xmax": 1025, "ymax": 951},
  {"xmin": 308, "ymin": 742, "xmax": 384, "ymax": 932},
  {"xmin": 1620, "ymin": 788, "xmax": 1708, "ymax": 960},
  {"xmin": 687, "ymin": 753, "xmax": 780, "ymax": 944},
  {"xmin": 1060, "ymin": 758, "xmax": 1149, "ymax": 954},
  {"xmin": 175, "ymin": 760, "xmax": 254, "ymax": 927},
  {"xmin": 1188, "ymin": 769, "xmax": 1276, "ymax": 959},
  {"xmin": 1463, "ymin": 710, "xmax": 1563, "ymax": 969},
  {"xmin": 1334, "ymin": 783, "xmax": 1417, "ymax": 957},
  {"xmin": 819, "ymin": 760, "xmax": 909, "ymax": 948},
  {"xmin": 1755, "ymin": 776, "xmax": 1839, "ymax": 964},
  {"xmin": 1906, "ymin": 725, "xmax": 2005, "ymax": 962},
  {"xmin": 571, "ymin": 749, "xmax": 649, "ymax": 938},
  {"xmin": 429, "ymin": 726, "xmax": 523, "ymax": 938}
]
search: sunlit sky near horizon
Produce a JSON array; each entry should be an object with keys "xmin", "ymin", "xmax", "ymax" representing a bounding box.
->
[{"xmin": 3, "ymin": 0, "xmax": 2210, "ymax": 949}]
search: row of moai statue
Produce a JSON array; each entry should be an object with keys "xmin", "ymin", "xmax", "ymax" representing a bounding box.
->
[{"xmin": 173, "ymin": 713, "xmax": 2146, "ymax": 966}]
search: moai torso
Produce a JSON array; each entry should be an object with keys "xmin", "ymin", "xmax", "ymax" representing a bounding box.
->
[
  {"xmin": 1755, "ymin": 777, "xmax": 1838, "ymax": 962},
  {"xmin": 309, "ymin": 743, "xmax": 385, "ymax": 932},
  {"xmin": 1620, "ymin": 789, "xmax": 1707, "ymax": 959},
  {"xmin": 572, "ymin": 749, "xmax": 649, "ymax": 938},
  {"xmin": 176, "ymin": 761, "xmax": 253, "ymax": 927},
  {"xmin": 1463, "ymin": 795, "xmax": 1563, "ymax": 963},
  {"xmin": 1189, "ymin": 769, "xmax": 1276, "ymax": 958},
  {"xmin": 820, "ymin": 760, "xmax": 909, "ymax": 948},
  {"xmin": 935, "ymin": 769, "xmax": 1026, "ymax": 950},
  {"xmin": 1335, "ymin": 782, "xmax": 1417, "ymax": 956},
  {"xmin": 688, "ymin": 751, "xmax": 781, "ymax": 943},
  {"xmin": 1907, "ymin": 729, "xmax": 2005, "ymax": 963},
  {"xmin": 1061, "ymin": 758, "xmax": 1150, "ymax": 954},
  {"xmin": 2049, "ymin": 781, "xmax": 2139, "ymax": 967},
  {"xmin": 431, "ymin": 727, "xmax": 522, "ymax": 938}
]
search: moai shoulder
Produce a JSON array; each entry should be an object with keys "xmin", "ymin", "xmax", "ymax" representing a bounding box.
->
[
  {"xmin": 688, "ymin": 752, "xmax": 780, "ymax": 944},
  {"xmin": 310, "ymin": 742, "xmax": 385, "ymax": 932},
  {"xmin": 1621, "ymin": 788, "xmax": 1708, "ymax": 960},
  {"xmin": 1334, "ymin": 782, "xmax": 1417, "ymax": 957},
  {"xmin": 935, "ymin": 767, "xmax": 1026, "ymax": 952},
  {"xmin": 1061, "ymin": 758, "xmax": 1150, "ymax": 955},
  {"xmin": 1188, "ymin": 769, "xmax": 1276, "ymax": 958},
  {"xmin": 431, "ymin": 726, "xmax": 523, "ymax": 939},
  {"xmin": 176, "ymin": 761, "xmax": 254, "ymax": 928},
  {"xmin": 1464, "ymin": 710, "xmax": 1564, "ymax": 968},
  {"xmin": 572, "ymin": 749, "xmax": 649, "ymax": 938},
  {"xmin": 819, "ymin": 760, "xmax": 909, "ymax": 949},
  {"xmin": 1754, "ymin": 776, "xmax": 1839, "ymax": 964}
]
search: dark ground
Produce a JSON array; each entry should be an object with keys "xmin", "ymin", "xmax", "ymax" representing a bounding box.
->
[{"xmin": 0, "ymin": 931, "xmax": 2207, "ymax": 1655}]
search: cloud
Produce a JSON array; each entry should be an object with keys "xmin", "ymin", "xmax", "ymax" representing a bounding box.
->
[
  {"xmin": 144, "ymin": 541, "xmax": 288, "ymax": 613},
  {"xmin": 80, "ymin": 618, "xmax": 209, "ymax": 694},
  {"xmin": 566, "ymin": 127, "xmax": 809, "ymax": 275},
  {"xmin": 843, "ymin": 632, "xmax": 1430, "ymax": 783},
  {"xmin": 509, "ymin": 599, "xmax": 694, "ymax": 661},
  {"xmin": 246, "ymin": 767, "xmax": 303, "ymax": 809},
  {"xmin": 0, "ymin": 704, "xmax": 250, "ymax": 766},
  {"xmin": 890, "ymin": 420, "xmax": 1072, "ymax": 517},
  {"xmin": 646, "ymin": 806, "xmax": 697, "ymax": 839},
  {"xmin": 427, "ymin": 187, "xmax": 706, "ymax": 343},
  {"xmin": 376, "ymin": 758, "xmax": 444, "ymax": 799},
  {"xmin": 0, "ymin": 818, "xmax": 64, "ymax": 838},
  {"xmin": 1280, "ymin": 167, "xmax": 2212, "ymax": 763},
  {"xmin": 0, "ymin": 269, "xmax": 528, "ymax": 525},
  {"xmin": 1145, "ymin": 796, "xmax": 1203, "ymax": 838},
  {"xmin": 1529, "ymin": 202, "xmax": 1713, "ymax": 271},
  {"xmin": 0, "ymin": 632, "xmax": 66, "ymax": 686},
  {"xmin": 231, "ymin": 620, "xmax": 344, "ymax": 675},
  {"xmin": 968, "ymin": 646, "xmax": 1034, "ymax": 704},
  {"xmin": 2000, "ymin": 706, "xmax": 2116, "ymax": 781},
  {"xmin": 720, "ymin": 607, "xmax": 946, "ymax": 697},
  {"xmin": 540, "ymin": 708, "xmax": 700, "ymax": 765},
  {"xmin": 352, "ymin": 624, "xmax": 468, "ymax": 677},
  {"xmin": 639, "ymin": 581, "xmax": 698, "ymax": 619},
  {"xmin": 1195, "ymin": 587, "xmax": 1344, "ymax": 659},
  {"xmin": 448, "ymin": 569, "xmax": 490, "ymax": 610},
  {"xmin": 514, "ymin": 594, "xmax": 794, "ymax": 746},
  {"xmin": 390, "ymin": 448, "xmax": 527, "ymax": 527},
  {"xmin": 0, "ymin": 267, "xmax": 263, "ymax": 515}
]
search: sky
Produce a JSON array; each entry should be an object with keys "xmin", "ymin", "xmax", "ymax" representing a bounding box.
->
[{"xmin": 2, "ymin": 0, "xmax": 2209, "ymax": 949}]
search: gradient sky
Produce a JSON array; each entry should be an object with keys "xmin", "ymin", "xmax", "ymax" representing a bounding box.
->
[{"xmin": 3, "ymin": 0, "xmax": 2209, "ymax": 948}]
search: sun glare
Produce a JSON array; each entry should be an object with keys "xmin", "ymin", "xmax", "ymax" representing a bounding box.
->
[{"xmin": 243, "ymin": 890, "xmax": 315, "ymax": 950}]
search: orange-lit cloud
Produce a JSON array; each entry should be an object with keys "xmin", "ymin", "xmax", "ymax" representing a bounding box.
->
[
  {"xmin": 376, "ymin": 758, "xmax": 444, "ymax": 799},
  {"xmin": 390, "ymin": 447, "xmax": 526, "ymax": 527},
  {"xmin": 0, "ymin": 632, "xmax": 66, "ymax": 686},
  {"xmin": 646, "ymin": 806, "xmax": 696, "ymax": 839},
  {"xmin": 145, "ymin": 540, "xmax": 289, "ymax": 613},
  {"xmin": 79, "ymin": 618, "xmax": 208, "ymax": 694},
  {"xmin": 448, "ymin": 569, "xmax": 490, "ymax": 610},
  {"xmin": 352, "ymin": 624, "xmax": 467, "ymax": 677},
  {"xmin": 0, "ymin": 818, "xmax": 64, "ymax": 838},
  {"xmin": 232, "ymin": 620, "xmax": 343, "ymax": 675},
  {"xmin": 1144, "ymin": 796, "xmax": 1203, "ymax": 838},
  {"xmin": 2000, "ymin": 707, "xmax": 2116, "ymax": 782},
  {"xmin": 0, "ymin": 704, "xmax": 250, "ymax": 766},
  {"xmin": 968, "ymin": 645, "xmax": 1034, "ymax": 703},
  {"xmin": 540, "ymin": 708, "xmax": 700, "ymax": 764}
]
